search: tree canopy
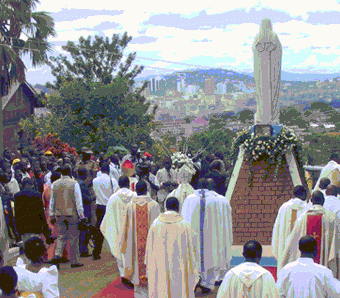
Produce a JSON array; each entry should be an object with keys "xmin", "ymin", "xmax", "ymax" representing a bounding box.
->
[
  {"xmin": 19, "ymin": 32, "xmax": 157, "ymax": 153},
  {"xmin": 0, "ymin": 0, "xmax": 56, "ymax": 154}
]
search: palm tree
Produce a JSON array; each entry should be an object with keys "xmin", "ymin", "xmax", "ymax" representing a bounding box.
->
[{"xmin": 0, "ymin": 0, "xmax": 56, "ymax": 155}]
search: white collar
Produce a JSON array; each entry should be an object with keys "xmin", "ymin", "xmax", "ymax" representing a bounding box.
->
[
  {"xmin": 164, "ymin": 210, "xmax": 178, "ymax": 215},
  {"xmin": 297, "ymin": 257, "xmax": 314, "ymax": 264},
  {"xmin": 326, "ymin": 195, "xmax": 338, "ymax": 200}
]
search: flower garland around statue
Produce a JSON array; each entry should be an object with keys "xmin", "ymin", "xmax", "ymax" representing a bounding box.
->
[{"xmin": 232, "ymin": 125, "xmax": 298, "ymax": 186}]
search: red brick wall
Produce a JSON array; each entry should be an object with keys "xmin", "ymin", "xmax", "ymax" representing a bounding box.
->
[{"xmin": 231, "ymin": 156, "xmax": 295, "ymax": 246}]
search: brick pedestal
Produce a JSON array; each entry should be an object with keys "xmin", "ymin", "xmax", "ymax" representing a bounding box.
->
[{"xmin": 230, "ymin": 156, "xmax": 295, "ymax": 246}]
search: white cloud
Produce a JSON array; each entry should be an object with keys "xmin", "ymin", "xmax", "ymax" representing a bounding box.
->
[{"xmin": 55, "ymin": 16, "xmax": 119, "ymax": 31}]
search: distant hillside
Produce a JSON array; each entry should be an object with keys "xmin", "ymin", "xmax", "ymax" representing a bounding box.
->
[
  {"xmin": 33, "ymin": 84, "xmax": 54, "ymax": 95},
  {"xmin": 135, "ymin": 68, "xmax": 340, "ymax": 84}
]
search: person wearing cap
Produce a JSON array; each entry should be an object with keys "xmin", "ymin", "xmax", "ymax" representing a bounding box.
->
[
  {"xmin": 44, "ymin": 150, "xmax": 53, "ymax": 157},
  {"xmin": 277, "ymin": 235, "xmax": 340, "ymax": 297},
  {"xmin": 74, "ymin": 147, "xmax": 98, "ymax": 187}
]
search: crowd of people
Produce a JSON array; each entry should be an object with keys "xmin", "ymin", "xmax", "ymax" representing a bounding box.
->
[{"xmin": 0, "ymin": 145, "xmax": 340, "ymax": 297}]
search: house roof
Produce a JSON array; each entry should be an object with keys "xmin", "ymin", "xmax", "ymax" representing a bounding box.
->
[
  {"xmin": 193, "ymin": 117, "xmax": 208, "ymax": 125},
  {"xmin": 2, "ymin": 80, "xmax": 43, "ymax": 110}
]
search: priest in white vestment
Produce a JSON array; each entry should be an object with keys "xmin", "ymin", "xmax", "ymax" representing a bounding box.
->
[
  {"xmin": 313, "ymin": 153, "xmax": 340, "ymax": 193},
  {"xmin": 271, "ymin": 185, "xmax": 308, "ymax": 267},
  {"xmin": 100, "ymin": 175, "xmax": 136, "ymax": 287},
  {"xmin": 277, "ymin": 235, "xmax": 340, "ymax": 297},
  {"xmin": 166, "ymin": 164, "xmax": 196, "ymax": 212},
  {"xmin": 216, "ymin": 240, "xmax": 280, "ymax": 298},
  {"xmin": 323, "ymin": 185, "xmax": 340, "ymax": 217},
  {"xmin": 181, "ymin": 178, "xmax": 233, "ymax": 294},
  {"xmin": 0, "ymin": 196, "xmax": 10, "ymax": 266},
  {"xmin": 145, "ymin": 197, "xmax": 200, "ymax": 298},
  {"xmin": 279, "ymin": 191, "xmax": 340, "ymax": 279},
  {"xmin": 120, "ymin": 180, "xmax": 161, "ymax": 297}
]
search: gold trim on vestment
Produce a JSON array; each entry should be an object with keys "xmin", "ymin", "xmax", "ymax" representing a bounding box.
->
[{"xmin": 291, "ymin": 209, "xmax": 297, "ymax": 232}]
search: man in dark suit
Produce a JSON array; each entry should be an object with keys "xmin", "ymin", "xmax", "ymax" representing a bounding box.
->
[
  {"xmin": 204, "ymin": 160, "xmax": 227, "ymax": 196},
  {"xmin": 77, "ymin": 166, "xmax": 95, "ymax": 258},
  {"xmin": 13, "ymin": 178, "xmax": 51, "ymax": 247}
]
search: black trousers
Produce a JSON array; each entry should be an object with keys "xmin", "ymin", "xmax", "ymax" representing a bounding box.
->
[{"xmin": 93, "ymin": 205, "xmax": 106, "ymax": 258}]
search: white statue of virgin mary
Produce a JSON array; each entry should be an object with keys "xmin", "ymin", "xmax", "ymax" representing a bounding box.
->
[{"xmin": 253, "ymin": 18, "xmax": 283, "ymax": 125}]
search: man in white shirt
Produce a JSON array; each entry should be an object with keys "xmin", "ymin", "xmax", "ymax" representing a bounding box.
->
[
  {"xmin": 156, "ymin": 157, "xmax": 177, "ymax": 186},
  {"xmin": 216, "ymin": 240, "xmax": 280, "ymax": 298},
  {"xmin": 109, "ymin": 154, "xmax": 122, "ymax": 181},
  {"xmin": 145, "ymin": 196, "xmax": 200, "ymax": 297},
  {"xmin": 323, "ymin": 184, "xmax": 340, "ymax": 216},
  {"xmin": 272, "ymin": 185, "xmax": 308, "ymax": 268},
  {"xmin": 50, "ymin": 165, "xmax": 86, "ymax": 268},
  {"xmin": 277, "ymin": 235, "xmax": 340, "ymax": 297},
  {"xmin": 156, "ymin": 158, "xmax": 178, "ymax": 208},
  {"xmin": 100, "ymin": 175, "xmax": 136, "ymax": 288},
  {"xmin": 136, "ymin": 164, "xmax": 159, "ymax": 199},
  {"xmin": 92, "ymin": 162, "xmax": 118, "ymax": 261}
]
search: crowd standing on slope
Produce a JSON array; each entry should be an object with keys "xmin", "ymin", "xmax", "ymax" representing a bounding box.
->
[{"xmin": 1, "ymin": 145, "xmax": 340, "ymax": 297}]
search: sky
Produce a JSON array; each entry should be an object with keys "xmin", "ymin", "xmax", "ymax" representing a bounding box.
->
[{"xmin": 19, "ymin": 0, "xmax": 340, "ymax": 86}]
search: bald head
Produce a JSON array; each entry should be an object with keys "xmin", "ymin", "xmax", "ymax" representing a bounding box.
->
[{"xmin": 326, "ymin": 184, "xmax": 338, "ymax": 197}]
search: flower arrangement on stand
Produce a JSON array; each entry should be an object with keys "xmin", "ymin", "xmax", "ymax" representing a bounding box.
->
[
  {"xmin": 171, "ymin": 152, "xmax": 195, "ymax": 171},
  {"xmin": 170, "ymin": 151, "xmax": 196, "ymax": 184},
  {"xmin": 232, "ymin": 125, "xmax": 298, "ymax": 186}
]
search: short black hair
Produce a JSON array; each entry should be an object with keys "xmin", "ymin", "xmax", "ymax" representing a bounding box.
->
[
  {"xmin": 109, "ymin": 154, "xmax": 120, "ymax": 165},
  {"xmin": 206, "ymin": 178, "xmax": 217, "ymax": 191},
  {"xmin": 77, "ymin": 166, "xmax": 88, "ymax": 178},
  {"xmin": 118, "ymin": 175, "xmax": 130, "ymax": 188},
  {"xmin": 24, "ymin": 236, "xmax": 46, "ymax": 263},
  {"xmin": 166, "ymin": 197, "xmax": 179, "ymax": 212},
  {"xmin": 22, "ymin": 177, "xmax": 33, "ymax": 187},
  {"xmin": 243, "ymin": 240, "xmax": 262, "ymax": 259},
  {"xmin": 99, "ymin": 158, "xmax": 109, "ymax": 167},
  {"xmin": 326, "ymin": 184, "xmax": 338, "ymax": 197},
  {"xmin": 330, "ymin": 152, "xmax": 340, "ymax": 161},
  {"xmin": 198, "ymin": 178, "xmax": 209, "ymax": 190},
  {"xmin": 319, "ymin": 178, "xmax": 331, "ymax": 190},
  {"xmin": 51, "ymin": 171, "xmax": 62, "ymax": 184},
  {"xmin": 293, "ymin": 185, "xmax": 307, "ymax": 200},
  {"xmin": 0, "ymin": 266, "xmax": 18, "ymax": 295},
  {"xmin": 101, "ymin": 162, "xmax": 110, "ymax": 174},
  {"xmin": 60, "ymin": 165, "xmax": 71, "ymax": 176},
  {"xmin": 311, "ymin": 190, "xmax": 325, "ymax": 206},
  {"xmin": 136, "ymin": 180, "xmax": 148, "ymax": 195},
  {"xmin": 299, "ymin": 235, "xmax": 317, "ymax": 254}
]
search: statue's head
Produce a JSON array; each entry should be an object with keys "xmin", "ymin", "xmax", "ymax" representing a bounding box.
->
[{"xmin": 261, "ymin": 18, "xmax": 272, "ymax": 31}]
